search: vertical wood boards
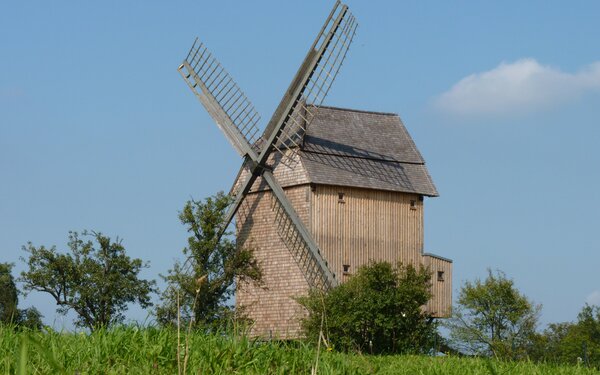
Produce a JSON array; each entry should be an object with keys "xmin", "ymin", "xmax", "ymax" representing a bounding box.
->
[
  {"xmin": 310, "ymin": 185, "xmax": 424, "ymax": 281},
  {"xmin": 236, "ymin": 182, "xmax": 451, "ymax": 337},
  {"xmin": 423, "ymin": 254, "xmax": 453, "ymax": 317}
]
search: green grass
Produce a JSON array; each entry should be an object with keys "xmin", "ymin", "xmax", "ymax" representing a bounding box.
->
[{"xmin": 0, "ymin": 325, "xmax": 598, "ymax": 374}]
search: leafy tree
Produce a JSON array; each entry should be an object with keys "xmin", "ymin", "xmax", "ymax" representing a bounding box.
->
[
  {"xmin": 446, "ymin": 269, "xmax": 540, "ymax": 359},
  {"xmin": 299, "ymin": 261, "xmax": 436, "ymax": 354},
  {"xmin": 19, "ymin": 307, "xmax": 44, "ymax": 330},
  {"xmin": 0, "ymin": 263, "xmax": 19, "ymax": 324},
  {"xmin": 20, "ymin": 231, "xmax": 157, "ymax": 331},
  {"xmin": 531, "ymin": 304, "xmax": 600, "ymax": 367},
  {"xmin": 573, "ymin": 305, "xmax": 600, "ymax": 366},
  {"xmin": 0, "ymin": 262, "xmax": 44, "ymax": 330},
  {"xmin": 156, "ymin": 192, "xmax": 262, "ymax": 328}
]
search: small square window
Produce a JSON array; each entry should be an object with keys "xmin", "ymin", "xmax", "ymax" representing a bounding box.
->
[
  {"xmin": 343, "ymin": 264, "xmax": 350, "ymax": 273},
  {"xmin": 410, "ymin": 200, "xmax": 417, "ymax": 210},
  {"xmin": 437, "ymin": 271, "xmax": 445, "ymax": 282},
  {"xmin": 338, "ymin": 192, "xmax": 345, "ymax": 203}
]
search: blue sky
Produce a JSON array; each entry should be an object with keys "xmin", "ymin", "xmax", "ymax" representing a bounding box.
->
[{"xmin": 1, "ymin": 1, "xmax": 599, "ymax": 330}]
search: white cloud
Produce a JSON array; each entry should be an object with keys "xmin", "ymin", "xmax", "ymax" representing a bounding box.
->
[
  {"xmin": 435, "ymin": 59, "xmax": 600, "ymax": 116},
  {"xmin": 586, "ymin": 290, "xmax": 600, "ymax": 306}
]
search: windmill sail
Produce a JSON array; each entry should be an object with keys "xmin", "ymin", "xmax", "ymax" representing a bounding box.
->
[
  {"xmin": 265, "ymin": 171, "xmax": 336, "ymax": 289},
  {"xmin": 178, "ymin": 40, "xmax": 262, "ymax": 158},
  {"xmin": 178, "ymin": 1, "xmax": 357, "ymax": 291},
  {"xmin": 262, "ymin": 1, "xmax": 357, "ymax": 167}
]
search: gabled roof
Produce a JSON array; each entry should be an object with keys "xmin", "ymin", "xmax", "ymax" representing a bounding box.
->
[{"xmin": 299, "ymin": 106, "xmax": 438, "ymax": 197}]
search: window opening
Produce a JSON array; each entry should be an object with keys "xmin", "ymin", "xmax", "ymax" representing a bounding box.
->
[{"xmin": 437, "ymin": 271, "xmax": 445, "ymax": 282}]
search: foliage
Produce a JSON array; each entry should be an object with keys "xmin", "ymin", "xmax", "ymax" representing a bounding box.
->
[
  {"xmin": 19, "ymin": 307, "xmax": 44, "ymax": 331},
  {"xmin": 0, "ymin": 263, "xmax": 44, "ymax": 330},
  {"xmin": 531, "ymin": 304, "xmax": 600, "ymax": 367},
  {"xmin": 299, "ymin": 261, "xmax": 436, "ymax": 354},
  {"xmin": 19, "ymin": 231, "xmax": 157, "ymax": 331},
  {"xmin": 446, "ymin": 269, "xmax": 540, "ymax": 359},
  {"xmin": 0, "ymin": 263, "xmax": 19, "ymax": 325},
  {"xmin": 0, "ymin": 325, "xmax": 598, "ymax": 374},
  {"xmin": 156, "ymin": 192, "xmax": 262, "ymax": 329}
]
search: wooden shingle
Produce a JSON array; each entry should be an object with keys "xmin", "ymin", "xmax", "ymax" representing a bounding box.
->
[{"xmin": 300, "ymin": 105, "xmax": 438, "ymax": 197}]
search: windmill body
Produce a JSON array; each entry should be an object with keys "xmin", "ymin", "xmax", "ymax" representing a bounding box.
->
[
  {"xmin": 178, "ymin": 1, "xmax": 452, "ymax": 339},
  {"xmin": 234, "ymin": 105, "xmax": 452, "ymax": 338}
]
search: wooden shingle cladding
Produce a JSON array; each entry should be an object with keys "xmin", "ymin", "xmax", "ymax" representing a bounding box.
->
[
  {"xmin": 236, "ymin": 186, "xmax": 311, "ymax": 339},
  {"xmin": 232, "ymin": 151, "xmax": 309, "ymax": 195},
  {"xmin": 234, "ymin": 105, "xmax": 452, "ymax": 337},
  {"xmin": 301, "ymin": 106, "xmax": 438, "ymax": 197}
]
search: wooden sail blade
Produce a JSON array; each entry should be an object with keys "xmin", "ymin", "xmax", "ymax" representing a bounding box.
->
[
  {"xmin": 262, "ymin": 170, "xmax": 337, "ymax": 290},
  {"xmin": 261, "ymin": 1, "xmax": 358, "ymax": 166},
  {"xmin": 217, "ymin": 158, "xmax": 258, "ymax": 240},
  {"xmin": 178, "ymin": 40, "xmax": 261, "ymax": 159}
]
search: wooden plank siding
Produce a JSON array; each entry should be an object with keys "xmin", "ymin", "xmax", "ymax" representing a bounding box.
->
[
  {"xmin": 423, "ymin": 254, "xmax": 453, "ymax": 317},
  {"xmin": 311, "ymin": 185, "xmax": 451, "ymax": 318},
  {"xmin": 236, "ymin": 181, "xmax": 451, "ymax": 338},
  {"xmin": 310, "ymin": 185, "xmax": 424, "ymax": 282}
]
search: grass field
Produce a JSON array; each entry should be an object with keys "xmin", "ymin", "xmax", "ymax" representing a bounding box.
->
[{"xmin": 1, "ymin": 326, "xmax": 598, "ymax": 374}]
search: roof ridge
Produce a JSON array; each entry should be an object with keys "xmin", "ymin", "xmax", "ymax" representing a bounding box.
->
[{"xmin": 310, "ymin": 104, "xmax": 398, "ymax": 117}]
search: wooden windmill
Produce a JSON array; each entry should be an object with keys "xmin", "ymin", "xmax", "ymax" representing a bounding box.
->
[{"xmin": 178, "ymin": 1, "xmax": 452, "ymax": 338}]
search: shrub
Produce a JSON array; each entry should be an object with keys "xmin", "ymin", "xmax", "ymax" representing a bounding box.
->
[{"xmin": 299, "ymin": 261, "xmax": 436, "ymax": 354}]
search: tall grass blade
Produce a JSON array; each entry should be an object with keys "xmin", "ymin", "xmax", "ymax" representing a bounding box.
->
[{"xmin": 17, "ymin": 335, "xmax": 27, "ymax": 375}]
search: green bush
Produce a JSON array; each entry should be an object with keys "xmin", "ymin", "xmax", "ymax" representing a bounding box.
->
[{"xmin": 299, "ymin": 261, "xmax": 436, "ymax": 354}]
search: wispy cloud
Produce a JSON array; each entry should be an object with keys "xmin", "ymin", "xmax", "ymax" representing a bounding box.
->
[
  {"xmin": 435, "ymin": 59, "xmax": 600, "ymax": 116},
  {"xmin": 586, "ymin": 290, "xmax": 600, "ymax": 306}
]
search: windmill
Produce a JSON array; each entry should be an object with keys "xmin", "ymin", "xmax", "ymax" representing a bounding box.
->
[
  {"xmin": 178, "ymin": 1, "xmax": 452, "ymax": 338},
  {"xmin": 178, "ymin": 1, "xmax": 357, "ymax": 292}
]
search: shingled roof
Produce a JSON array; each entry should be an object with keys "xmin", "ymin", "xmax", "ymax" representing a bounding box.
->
[{"xmin": 299, "ymin": 105, "xmax": 438, "ymax": 197}]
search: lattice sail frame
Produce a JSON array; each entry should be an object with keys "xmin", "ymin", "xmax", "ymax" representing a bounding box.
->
[
  {"xmin": 270, "ymin": 193, "xmax": 330, "ymax": 289},
  {"xmin": 178, "ymin": 1, "xmax": 357, "ymax": 291},
  {"xmin": 268, "ymin": 4, "xmax": 357, "ymax": 167},
  {"xmin": 179, "ymin": 41, "xmax": 263, "ymax": 157}
]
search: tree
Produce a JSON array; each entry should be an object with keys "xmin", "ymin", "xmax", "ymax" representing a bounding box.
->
[
  {"xmin": 0, "ymin": 263, "xmax": 19, "ymax": 324},
  {"xmin": 19, "ymin": 307, "xmax": 44, "ymax": 330},
  {"xmin": 0, "ymin": 262, "xmax": 44, "ymax": 330},
  {"xmin": 572, "ymin": 305, "xmax": 600, "ymax": 366},
  {"xmin": 299, "ymin": 261, "xmax": 436, "ymax": 354},
  {"xmin": 446, "ymin": 269, "xmax": 540, "ymax": 359},
  {"xmin": 531, "ymin": 304, "xmax": 600, "ymax": 367},
  {"xmin": 20, "ymin": 231, "xmax": 157, "ymax": 331},
  {"xmin": 156, "ymin": 192, "xmax": 262, "ymax": 328}
]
